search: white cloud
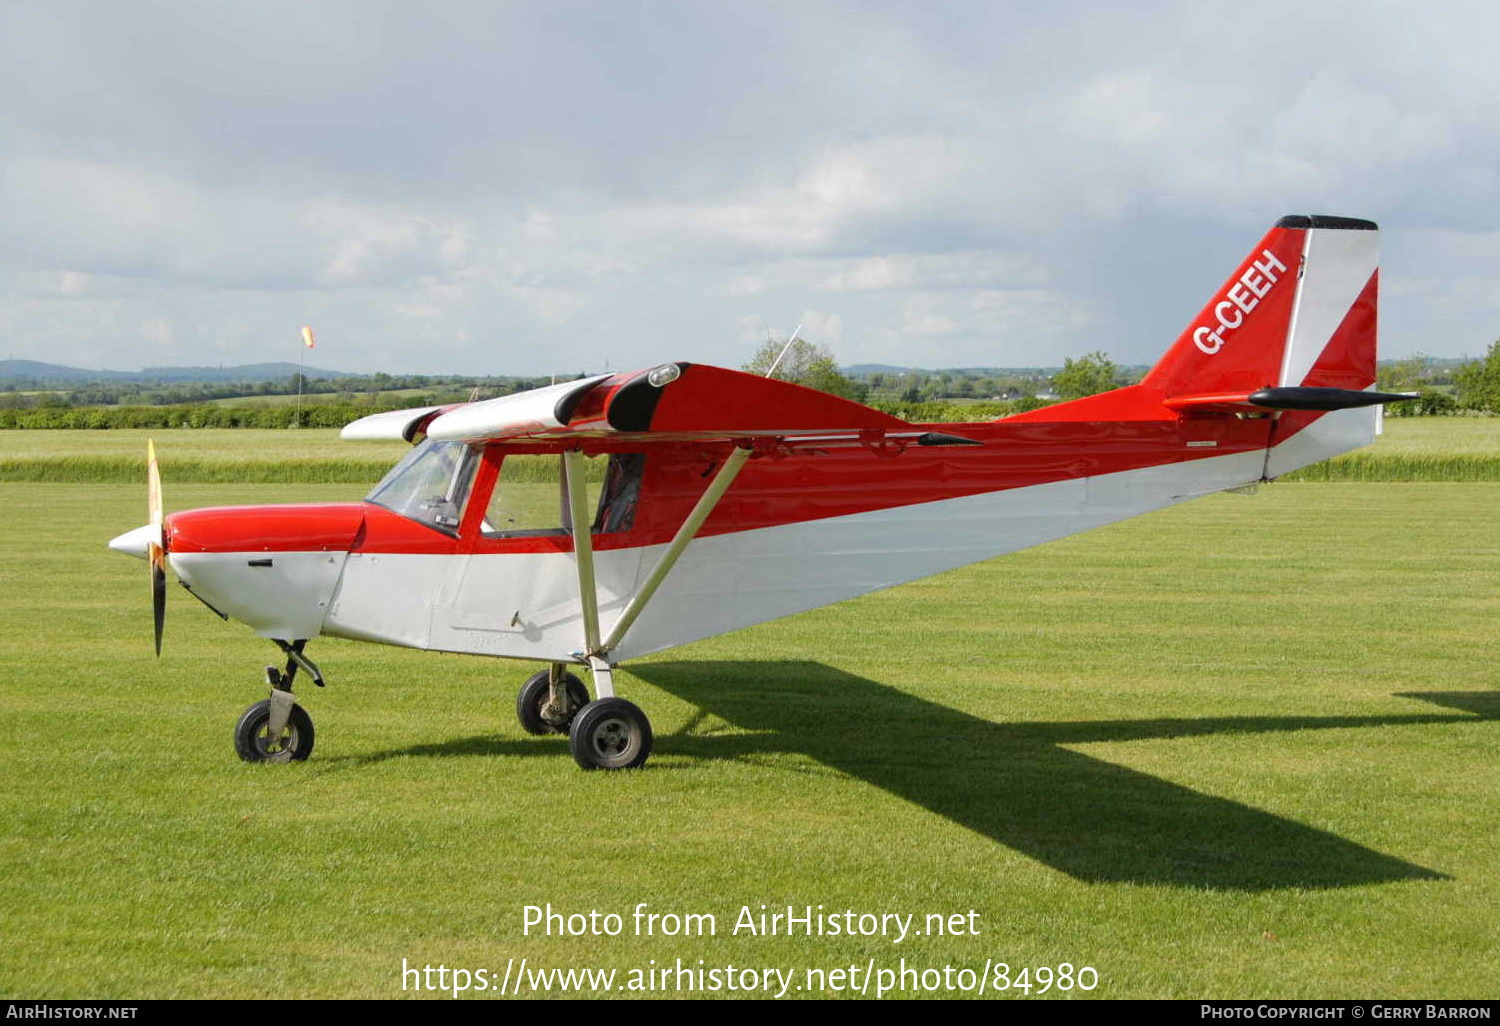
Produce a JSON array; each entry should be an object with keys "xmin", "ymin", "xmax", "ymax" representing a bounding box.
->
[
  {"xmin": 4, "ymin": 2, "xmax": 1500, "ymax": 373},
  {"xmin": 139, "ymin": 317, "xmax": 176, "ymax": 351}
]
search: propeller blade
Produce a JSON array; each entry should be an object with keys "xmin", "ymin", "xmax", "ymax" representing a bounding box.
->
[
  {"xmin": 147, "ymin": 440, "xmax": 166, "ymax": 656},
  {"xmin": 147, "ymin": 439, "xmax": 163, "ymax": 549},
  {"xmin": 151, "ymin": 559, "xmax": 166, "ymax": 656}
]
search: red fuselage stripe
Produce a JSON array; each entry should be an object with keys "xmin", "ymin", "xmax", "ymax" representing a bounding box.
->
[{"xmin": 166, "ymin": 392, "xmax": 1307, "ymax": 557}]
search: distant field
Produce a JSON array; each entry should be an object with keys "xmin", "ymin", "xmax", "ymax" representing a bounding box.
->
[
  {"xmin": 202, "ymin": 388, "xmax": 458, "ymax": 407},
  {"xmin": 3, "ymin": 415, "xmax": 1493, "ymax": 456},
  {"xmin": 0, "ymin": 428, "xmax": 407, "ymax": 485},
  {"xmin": 0, "ymin": 417, "xmax": 1496, "ymax": 484},
  {"xmin": 1, "ymin": 481, "xmax": 1495, "ymax": 998},
  {"xmin": 1278, "ymin": 416, "xmax": 1500, "ymax": 481},
  {"xmin": 1373, "ymin": 415, "xmax": 1500, "ymax": 454},
  {"xmin": 0, "ymin": 427, "xmax": 403, "ymax": 461}
]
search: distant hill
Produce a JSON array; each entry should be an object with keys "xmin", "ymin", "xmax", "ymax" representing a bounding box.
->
[
  {"xmin": 845, "ymin": 363, "xmax": 1082, "ymax": 376},
  {"xmin": 844, "ymin": 363, "xmax": 1128, "ymax": 376},
  {"xmin": 0, "ymin": 360, "xmax": 348, "ymax": 386},
  {"xmin": 843, "ymin": 364, "xmax": 918, "ymax": 376}
]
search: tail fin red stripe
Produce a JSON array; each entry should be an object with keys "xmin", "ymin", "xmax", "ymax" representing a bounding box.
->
[
  {"xmin": 1142, "ymin": 215, "xmax": 1379, "ymax": 403},
  {"xmin": 1140, "ymin": 224, "xmax": 1304, "ymax": 399}
]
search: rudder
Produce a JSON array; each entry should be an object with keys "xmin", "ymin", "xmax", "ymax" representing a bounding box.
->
[{"xmin": 1140, "ymin": 215, "xmax": 1383, "ymax": 477}]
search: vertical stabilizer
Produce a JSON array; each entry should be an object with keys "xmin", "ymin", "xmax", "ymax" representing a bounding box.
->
[
  {"xmin": 1277, "ymin": 216, "xmax": 1379, "ymax": 391},
  {"xmin": 1139, "ymin": 215, "xmax": 1380, "ymax": 477}
]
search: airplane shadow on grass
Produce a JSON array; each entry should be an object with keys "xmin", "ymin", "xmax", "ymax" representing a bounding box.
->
[
  {"xmin": 344, "ymin": 659, "xmax": 1497, "ymax": 893},
  {"xmin": 633, "ymin": 662, "xmax": 1496, "ymax": 893}
]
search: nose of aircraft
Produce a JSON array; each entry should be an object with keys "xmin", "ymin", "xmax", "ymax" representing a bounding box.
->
[{"xmin": 109, "ymin": 524, "xmax": 156, "ymax": 560}]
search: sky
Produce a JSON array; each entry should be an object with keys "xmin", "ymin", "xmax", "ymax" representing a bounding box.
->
[{"xmin": 2, "ymin": 0, "xmax": 1498, "ymax": 377}]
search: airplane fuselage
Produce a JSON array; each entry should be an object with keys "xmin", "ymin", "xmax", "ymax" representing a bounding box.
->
[{"xmin": 156, "ymin": 399, "xmax": 1372, "ymax": 664}]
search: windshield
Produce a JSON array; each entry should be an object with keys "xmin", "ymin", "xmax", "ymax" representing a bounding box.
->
[{"xmin": 365, "ymin": 438, "xmax": 479, "ymax": 534}]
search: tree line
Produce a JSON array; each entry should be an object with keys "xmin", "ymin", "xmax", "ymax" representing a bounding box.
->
[
  {"xmin": 0, "ymin": 372, "xmax": 563, "ymax": 410},
  {"xmin": 0, "ymin": 403, "xmax": 420, "ymax": 430},
  {"xmin": 754, "ymin": 337, "xmax": 1500, "ymax": 416},
  {"xmin": 4, "ymin": 340, "xmax": 1498, "ymax": 427}
]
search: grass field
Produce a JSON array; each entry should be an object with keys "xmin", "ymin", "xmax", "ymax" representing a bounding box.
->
[
  {"xmin": 3, "ymin": 416, "xmax": 1494, "ymax": 459},
  {"xmin": 0, "ymin": 429, "xmax": 409, "ymax": 485},
  {"xmin": 0, "ymin": 427, "xmax": 408, "ymax": 462},
  {"xmin": 1372, "ymin": 415, "xmax": 1500, "ymax": 455},
  {"xmin": 1, "ymin": 476, "xmax": 1496, "ymax": 999}
]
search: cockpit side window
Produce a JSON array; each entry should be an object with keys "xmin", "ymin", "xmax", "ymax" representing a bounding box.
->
[
  {"xmin": 480, "ymin": 452, "xmax": 645, "ymax": 539},
  {"xmin": 481, "ymin": 453, "xmax": 568, "ymax": 538},
  {"xmin": 593, "ymin": 453, "xmax": 645, "ymax": 534},
  {"xmin": 364, "ymin": 439, "xmax": 480, "ymax": 535}
]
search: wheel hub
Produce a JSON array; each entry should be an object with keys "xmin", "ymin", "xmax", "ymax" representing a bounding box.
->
[
  {"xmin": 256, "ymin": 724, "xmax": 296, "ymax": 756},
  {"xmin": 591, "ymin": 718, "xmax": 633, "ymax": 756}
]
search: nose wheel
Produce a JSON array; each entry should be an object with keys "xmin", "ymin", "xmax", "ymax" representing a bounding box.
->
[{"xmin": 234, "ymin": 698, "xmax": 315, "ymax": 763}]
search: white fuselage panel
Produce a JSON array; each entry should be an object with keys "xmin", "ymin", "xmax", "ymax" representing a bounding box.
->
[{"xmin": 320, "ymin": 446, "xmax": 1269, "ymax": 663}]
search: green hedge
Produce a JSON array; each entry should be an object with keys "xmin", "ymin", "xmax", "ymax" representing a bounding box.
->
[
  {"xmin": 0, "ymin": 456, "xmax": 396, "ymax": 484},
  {"xmin": 1279, "ymin": 452, "xmax": 1500, "ymax": 482},
  {"xmin": 6, "ymin": 452, "xmax": 1496, "ymax": 484}
]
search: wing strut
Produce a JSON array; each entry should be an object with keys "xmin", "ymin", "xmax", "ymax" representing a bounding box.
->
[
  {"xmin": 563, "ymin": 446, "xmax": 752, "ymax": 699},
  {"xmin": 562, "ymin": 450, "xmax": 602, "ymax": 656},
  {"xmin": 602, "ymin": 445, "xmax": 752, "ymax": 653}
]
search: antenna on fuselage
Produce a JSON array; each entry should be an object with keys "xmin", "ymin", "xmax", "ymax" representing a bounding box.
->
[{"xmin": 764, "ymin": 323, "xmax": 802, "ymax": 379}]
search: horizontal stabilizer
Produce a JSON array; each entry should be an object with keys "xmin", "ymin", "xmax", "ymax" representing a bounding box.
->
[
  {"xmin": 1247, "ymin": 387, "xmax": 1416, "ymax": 411},
  {"xmin": 1164, "ymin": 387, "xmax": 1415, "ymax": 413},
  {"xmin": 914, "ymin": 432, "xmax": 983, "ymax": 446}
]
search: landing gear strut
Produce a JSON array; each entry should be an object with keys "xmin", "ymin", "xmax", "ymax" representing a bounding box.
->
[
  {"xmin": 536, "ymin": 445, "xmax": 750, "ymax": 771},
  {"xmin": 516, "ymin": 665, "xmax": 589, "ymax": 735},
  {"xmin": 516, "ymin": 662, "xmax": 653, "ymax": 767},
  {"xmin": 234, "ymin": 640, "xmax": 321, "ymax": 763}
]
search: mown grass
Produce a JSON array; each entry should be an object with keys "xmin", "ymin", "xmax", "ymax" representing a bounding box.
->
[{"xmin": 1, "ymin": 481, "xmax": 1497, "ymax": 999}]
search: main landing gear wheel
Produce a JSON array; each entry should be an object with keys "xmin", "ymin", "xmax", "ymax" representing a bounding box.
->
[
  {"xmin": 569, "ymin": 698, "xmax": 653, "ymax": 770},
  {"xmin": 234, "ymin": 699, "xmax": 315, "ymax": 763},
  {"xmin": 517, "ymin": 670, "xmax": 589, "ymax": 736}
]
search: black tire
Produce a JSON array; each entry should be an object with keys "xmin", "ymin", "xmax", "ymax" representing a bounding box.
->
[
  {"xmin": 516, "ymin": 670, "xmax": 589, "ymax": 736},
  {"xmin": 234, "ymin": 699, "xmax": 315, "ymax": 763},
  {"xmin": 569, "ymin": 698, "xmax": 652, "ymax": 770}
]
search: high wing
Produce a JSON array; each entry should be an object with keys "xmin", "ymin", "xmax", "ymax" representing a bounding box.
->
[{"xmin": 342, "ymin": 364, "xmax": 916, "ymax": 446}]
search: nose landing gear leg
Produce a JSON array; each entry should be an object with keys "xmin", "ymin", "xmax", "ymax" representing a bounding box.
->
[{"xmin": 234, "ymin": 640, "xmax": 321, "ymax": 763}]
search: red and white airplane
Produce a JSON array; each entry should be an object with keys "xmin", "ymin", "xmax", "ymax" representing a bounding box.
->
[{"xmin": 110, "ymin": 215, "xmax": 1409, "ymax": 770}]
